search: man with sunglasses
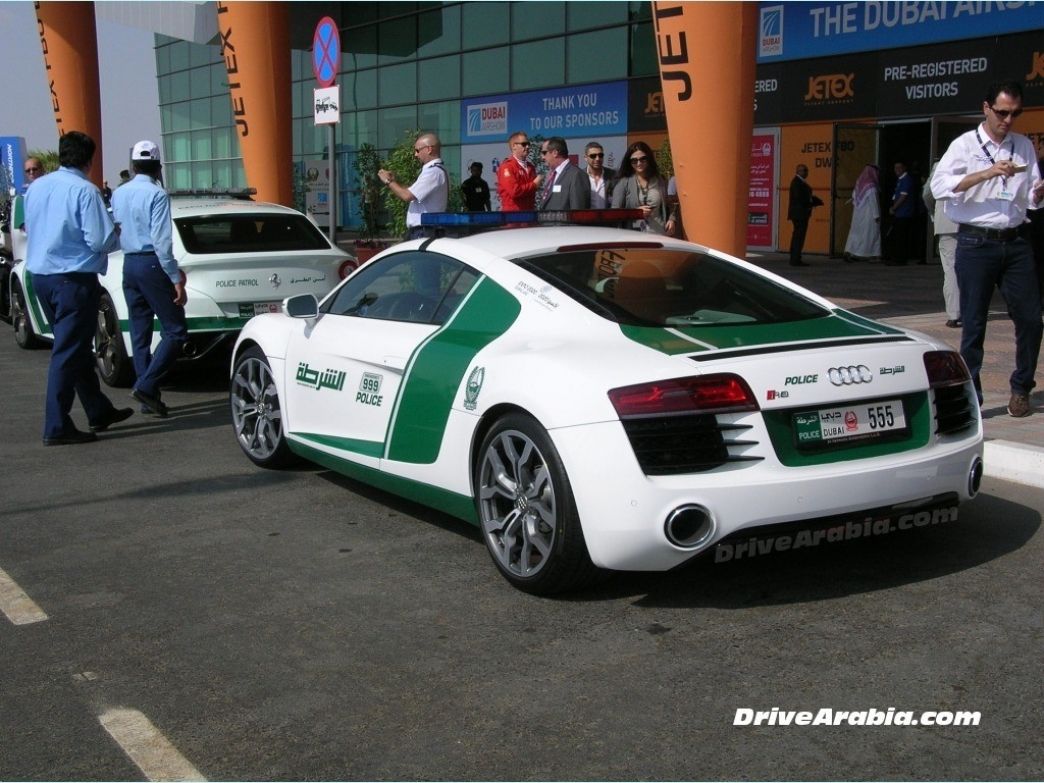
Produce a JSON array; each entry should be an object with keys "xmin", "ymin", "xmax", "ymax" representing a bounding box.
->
[
  {"xmin": 379, "ymin": 131, "xmax": 447, "ymax": 239},
  {"xmin": 931, "ymin": 80, "xmax": 1044, "ymax": 418},
  {"xmin": 496, "ymin": 131, "xmax": 543, "ymax": 212},
  {"xmin": 537, "ymin": 137, "xmax": 590, "ymax": 213},
  {"xmin": 583, "ymin": 142, "xmax": 617, "ymax": 209}
]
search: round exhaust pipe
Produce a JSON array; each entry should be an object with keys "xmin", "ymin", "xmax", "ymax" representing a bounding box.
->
[
  {"xmin": 968, "ymin": 457, "xmax": 983, "ymax": 497},
  {"xmin": 664, "ymin": 504, "xmax": 715, "ymax": 550}
]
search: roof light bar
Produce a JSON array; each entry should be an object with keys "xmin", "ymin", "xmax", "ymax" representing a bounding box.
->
[
  {"xmin": 420, "ymin": 208, "xmax": 645, "ymax": 228},
  {"xmin": 168, "ymin": 188, "xmax": 258, "ymax": 200}
]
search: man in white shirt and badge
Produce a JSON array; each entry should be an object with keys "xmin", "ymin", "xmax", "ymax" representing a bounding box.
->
[{"xmin": 931, "ymin": 80, "xmax": 1044, "ymax": 418}]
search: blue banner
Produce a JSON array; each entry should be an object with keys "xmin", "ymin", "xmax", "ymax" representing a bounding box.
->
[
  {"xmin": 1, "ymin": 136, "xmax": 28, "ymax": 195},
  {"xmin": 461, "ymin": 81, "xmax": 628, "ymax": 144},
  {"xmin": 758, "ymin": 2, "xmax": 1044, "ymax": 63}
]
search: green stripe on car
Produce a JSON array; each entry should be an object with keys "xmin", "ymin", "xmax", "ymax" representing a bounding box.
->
[
  {"xmin": 385, "ymin": 277, "xmax": 521, "ymax": 464},
  {"xmin": 291, "ymin": 439, "xmax": 478, "ymax": 524},
  {"xmin": 619, "ymin": 313, "xmax": 889, "ymax": 356}
]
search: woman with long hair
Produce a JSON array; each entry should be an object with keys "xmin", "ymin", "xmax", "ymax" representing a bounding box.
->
[{"xmin": 611, "ymin": 141, "xmax": 677, "ymax": 236}]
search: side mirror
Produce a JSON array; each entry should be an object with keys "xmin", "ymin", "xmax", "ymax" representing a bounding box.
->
[{"xmin": 284, "ymin": 293, "xmax": 319, "ymax": 319}]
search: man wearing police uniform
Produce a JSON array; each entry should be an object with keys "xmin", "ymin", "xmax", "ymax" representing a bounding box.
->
[
  {"xmin": 24, "ymin": 131, "xmax": 132, "ymax": 444},
  {"xmin": 931, "ymin": 80, "xmax": 1044, "ymax": 418},
  {"xmin": 379, "ymin": 131, "xmax": 448, "ymax": 239},
  {"xmin": 111, "ymin": 140, "xmax": 188, "ymax": 418}
]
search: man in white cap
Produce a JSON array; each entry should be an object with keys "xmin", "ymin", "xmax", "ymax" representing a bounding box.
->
[{"xmin": 110, "ymin": 140, "xmax": 187, "ymax": 417}]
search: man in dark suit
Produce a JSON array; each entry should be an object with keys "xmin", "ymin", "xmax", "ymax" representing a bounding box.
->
[
  {"xmin": 788, "ymin": 163, "xmax": 822, "ymax": 267},
  {"xmin": 538, "ymin": 137, "xmax": 591, "ymax": 213}
]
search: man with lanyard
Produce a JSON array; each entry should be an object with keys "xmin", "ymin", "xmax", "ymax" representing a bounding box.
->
[
  {"xmin": 111, "ymin": 140, "xmax": 187, "ymax": 418},
  {"xmin": 497, "ymin": 131, "xmax": 543, "ymax": 212},
  {"xmin": 931, "ymin": 80, "xmax": 1044, "ymax": 418},
  {"xmin": 379, "ymin": 132, "xmax": 448, "ymax": 239},
  {"xmin": 24, "ymin": 131, "xmax": 132, "ymax": 445},
  {"xmin": 461, "ymin": 161, "xmax": 491, "ymax": 212}
]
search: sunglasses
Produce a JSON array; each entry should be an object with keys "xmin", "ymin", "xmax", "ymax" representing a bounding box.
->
[
  {"xmin": 414, "ymin": 144, "xmax": 432, "ymax": 153},
  {"xmin": 989, "ymin": 106, "xmax": 1023, "ymax": 120},
  {"xmin": 540, "ymin": 149, "xmax": 551, "ymax": 155},
  {"xmin": 513, "ymin": 141, "xmax": 530, "ymax": 147},
  {"xmin": 587, "ymin": 152, "xmax": 604, "ymax": 159},
  {"xmin": 629, "ymin": 155, "xmax": 649, "ymax": 163}
]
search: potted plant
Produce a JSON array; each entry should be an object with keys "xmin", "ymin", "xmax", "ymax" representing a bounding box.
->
[{"xmin": 351, "ymin": 143, "xmax": 384, "ymax": 261}]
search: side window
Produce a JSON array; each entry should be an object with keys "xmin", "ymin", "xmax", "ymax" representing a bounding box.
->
[{"xmin": 324, "ymin": 251, "xmax": 479, "ymax": 324}]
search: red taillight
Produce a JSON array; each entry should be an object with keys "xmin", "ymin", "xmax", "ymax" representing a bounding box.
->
[
  {"xmin": 338, "ymin": 259, "xmax": 358, "ymax": 279},
  {"xmin": 923, "ymin": 350, "xmax": 970, "ymax": 388},
  {"xmin": 608, "ymin": 374, "xmax": 759, "ymax": 417}
]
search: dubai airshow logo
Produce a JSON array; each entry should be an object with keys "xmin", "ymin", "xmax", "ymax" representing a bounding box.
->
[
  {"xmin": 466, "ymin": 102, "xmax": 508, "ymax": 136},
  {"xmin": 759, "ymin": 5, "xmax": 783, "ymax": 58}
]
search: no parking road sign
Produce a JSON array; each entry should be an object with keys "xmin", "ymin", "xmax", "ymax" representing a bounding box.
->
[{"xmin": 312, "ymin": 17, "xmax": 340, "ymax": 87}]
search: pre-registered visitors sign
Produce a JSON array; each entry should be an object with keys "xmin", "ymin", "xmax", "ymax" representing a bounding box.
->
[{"xmin": 312, "ymin": 17, "xmax": 340, "ymax": 88}]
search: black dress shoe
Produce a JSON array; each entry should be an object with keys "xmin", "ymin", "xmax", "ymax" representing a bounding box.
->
[
  {"xmin": 89, "ymin": 407, "xmax": 134, "ymax": 432},
  {"xmin": 43, "ymin": 429, "xmax": 98, "ymax": 446},
  {"xmin": 945, "ymin": 319, "xmax": 962, "ymax": 328},
  {"xmin": 789, "ymin": 260, "xmax": 810, "ymax": 267},
  {"xmin": 131, "ymin": 388, "xmax": 169, "ymax": 418}
]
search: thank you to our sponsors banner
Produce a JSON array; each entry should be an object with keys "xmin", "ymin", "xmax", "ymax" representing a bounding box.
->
[{"xmin": 461, "ymin": 81, "xmax": 628, "ymax": 143}]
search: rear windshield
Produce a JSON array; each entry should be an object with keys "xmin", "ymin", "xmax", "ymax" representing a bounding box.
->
[
  {"xmin": 175, "ymin": 214, "xmax": 331, "ymax": 254},
  {"xmin": 515, "ymin": 247, "xmax": 828, "ymax": 327}
]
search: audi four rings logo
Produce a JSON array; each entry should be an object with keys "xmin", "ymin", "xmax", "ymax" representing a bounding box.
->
[{"xmin": 828, "ymin": 365, "xmax": 872, "ymax": 385}]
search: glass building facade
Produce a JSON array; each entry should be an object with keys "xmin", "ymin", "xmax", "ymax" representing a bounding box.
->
[{"xmin": 154, "ymin": 1, "xmax": 658, "ymax": 222}]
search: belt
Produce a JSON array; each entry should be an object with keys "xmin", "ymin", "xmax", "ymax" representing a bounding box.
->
[{"xmin": 957, "ymin": 224, "xmax": 1024, "ymax": 242}]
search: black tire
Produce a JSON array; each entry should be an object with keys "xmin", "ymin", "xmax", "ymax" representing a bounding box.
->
[
  {"xmin": 0, "ymin": 266, "xmax": 12, "ymax": 322},
  {"xmin": 12, "ymin": 279, "xmax": 44, "ymax": 349},
  {"xmin": 475, "ymin": 412, "xmax": 602, "ymax": 595},
  {"xmin": 95, "ymin": 291, "xmax": 134, "ymax": 387},
  {"xmin": 230, "ymin": 345, "xmax": 295, "ymax": 468}
]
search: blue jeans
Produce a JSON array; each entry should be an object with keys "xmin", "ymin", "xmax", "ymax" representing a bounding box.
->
[
  {"xmin": 32, "ymin": 273, "xmax": 117, "ymax": 438},
  {"xmin": 955, "ymin": 232, "xmax": 1042, "ymax": 399},
  {"xmin": 122, "ymin": 253, "xmax": 188, "ymax": 397}
]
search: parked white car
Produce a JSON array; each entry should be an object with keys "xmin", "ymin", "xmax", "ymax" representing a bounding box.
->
[
  {"xmin": 229, "ymin": 223, "xmax": 983, "ymax": 594},
  {"xmin": 9, "ymin": 194, "xmax": 356, "ymax": 385}
]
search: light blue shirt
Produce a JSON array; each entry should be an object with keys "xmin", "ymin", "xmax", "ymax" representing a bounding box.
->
[
  {"xmin": 24, "ymin": 166, "xmax": 119, "ymax": 275},
  {"xmin": 110, "ymin": 173, "xmax": 178, "ymax": 282}
]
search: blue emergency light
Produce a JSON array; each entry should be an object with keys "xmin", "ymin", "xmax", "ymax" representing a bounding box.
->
[{"xmin": 421, "ymin": 208, "xmax": 645, "ymax": 228}]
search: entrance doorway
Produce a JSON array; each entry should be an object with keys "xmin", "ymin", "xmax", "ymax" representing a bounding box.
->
[{"xmin": 831, "ymin": 117, "xmax": 980, "ymax": 260}]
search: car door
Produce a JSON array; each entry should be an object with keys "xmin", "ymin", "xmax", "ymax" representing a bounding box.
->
[{"xmin": 283, "ymin": 250, "xmax": 480, "ymax": 466}]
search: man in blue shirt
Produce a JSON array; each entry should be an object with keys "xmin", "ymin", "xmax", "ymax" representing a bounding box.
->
[
  {"xmin": 885, "ymin": 161, "xmax": 916, "ymax": 265},
  {"xmin": 110, "ymin": 140, "xmax": 187, "ymax": 417},
  {"xmin": 24, "ymin": 131, "xmax": 133, "ymax": 445}
]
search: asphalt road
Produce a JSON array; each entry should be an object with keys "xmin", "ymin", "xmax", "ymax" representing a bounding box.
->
[{"xmin": 1, "ymin": 334, "xmax": 1042, "ymax": 781}]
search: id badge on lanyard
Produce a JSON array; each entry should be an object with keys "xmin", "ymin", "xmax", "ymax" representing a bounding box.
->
[{"xmin": 976, "ymin": 128, "xmax": 1016, "ymax": 202}]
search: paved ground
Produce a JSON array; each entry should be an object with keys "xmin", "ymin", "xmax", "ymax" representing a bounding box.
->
[{"xmin": 748, "ymin": 252, "xmax": 1044, "ymax": 488}]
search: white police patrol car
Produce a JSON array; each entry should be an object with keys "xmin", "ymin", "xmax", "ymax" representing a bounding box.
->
[
  {"xmin": 9, "ymin": 193, "xmax": 355, "ymax": 385},
  {"xmin": 228, "ymin": 211, "xmax": 983, "ymax": 594}
]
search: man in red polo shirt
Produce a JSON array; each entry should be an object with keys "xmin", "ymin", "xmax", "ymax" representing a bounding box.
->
[{"xmin": 496, "ymin": 131, "xmax": 543, "ymax": 212}]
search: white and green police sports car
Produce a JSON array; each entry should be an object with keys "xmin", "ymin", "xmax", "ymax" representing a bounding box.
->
[
  {"xmin": 10, "ymin": 194, "xmax": 355, "ymax": 385},
  {"xmin": 229, "ymin": 215, "xmax": 983, "ymax": 594}
]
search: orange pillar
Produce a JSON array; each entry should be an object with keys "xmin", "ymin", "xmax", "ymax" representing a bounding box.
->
[
  {"xmin": 34, "ymin": 1, "xmax": 104, "ymax": 188},
  {"xmin": 653, "ymin": 1, "xmax": 757, "ymax": 257},
  {"xmin": 216, "ymin": 1, "xmax": 292, "ymax": 206}
]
